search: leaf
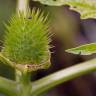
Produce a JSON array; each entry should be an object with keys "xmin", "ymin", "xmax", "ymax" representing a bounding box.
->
[
  {"xmin": 33, "ymin": 0, "xmax": 96, "ymax": 19},
  {"xmin": 67, "ymin": 0, "xmax": 96, "ymax": 19},
  {"xmin": 33, "ymin": 0, "xmax": 65, "ymax": 6},
  {"xmin": 65, "ymin": 43, "xmax": 96, "ymax": 55}
]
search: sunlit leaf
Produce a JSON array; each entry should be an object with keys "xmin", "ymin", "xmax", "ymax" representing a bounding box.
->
[
  {"xmin": 33, "ymin": 0, "xmax": 96, "ymax": 19},
  {"xmin": 33, "ymin": 0, "xmax": 65, "ymax": 6},
  {"xmin": 66, "ymin": 43, "xmax": 96, "ymax": 55}
]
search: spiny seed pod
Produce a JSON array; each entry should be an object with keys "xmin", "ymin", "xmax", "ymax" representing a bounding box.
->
[{"xmin": 2, "ymin": 9, "xmax": 52, "ymax": 72}]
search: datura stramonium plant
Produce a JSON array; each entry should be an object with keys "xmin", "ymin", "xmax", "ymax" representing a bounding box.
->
[{"xmin": 1, "ymin": 9, "xmax": 51, "ymax": 72}]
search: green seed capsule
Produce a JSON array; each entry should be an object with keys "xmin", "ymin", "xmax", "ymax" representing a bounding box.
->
[{"xmin": 2, "ymin": 9, "xmax": 51, "ymax": 71}]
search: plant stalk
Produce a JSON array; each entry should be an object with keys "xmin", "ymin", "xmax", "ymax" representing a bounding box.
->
[
  {"xmin": 17, "ymin": 0, "xmax": 29, "ymax": 15},
  {"xmin": 16, "ymin": 70, "xmax": 32, "ymax": 96},
  {"xmin": 0, "ymin": 76, "xmax": 17, "ymax": 96},
  {"xmin": 31, "ymin": 58, "xmax": 96, "ymax": 95}
]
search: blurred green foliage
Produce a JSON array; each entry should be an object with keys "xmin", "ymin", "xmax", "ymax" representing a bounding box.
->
[
  {"xmin": 0, "ymin": 0, "xmax": 16, "ymax": 79},
  {"xmin": 0, "ymin": 0, "xmax": 16, "ymax": 39}
]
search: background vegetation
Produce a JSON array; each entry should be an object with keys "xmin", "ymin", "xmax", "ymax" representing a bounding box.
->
[{"xmin": 0, "ymin": 0, "xmax": 96, "ymax": 96}]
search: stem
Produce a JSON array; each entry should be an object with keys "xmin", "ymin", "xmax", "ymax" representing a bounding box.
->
[
  {"xmin": 16, "ymin": 0, "xmax": 29, "ymax": 15},
  {"xmin": 0, "ymin": 53, "xmax": 25, "ymax": 72},
  {"xmin": 0, "ymin": 76, "xmax": 17, "ymax": 96},
  {"xmin": 16, "ymin": 70, "xmax": 32, "ymax": 96},
  {"xmin": 31, "ymin": 58, "xmax": 96, "ymax": 95},
  {"xmin": 0, "ymin": 53, "xmax": 14, "ymax": 67}
]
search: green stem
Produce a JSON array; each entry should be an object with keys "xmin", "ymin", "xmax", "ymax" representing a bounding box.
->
[
  {"xmin": 0, "ymin": 53, "xmax": 14, "ymax": 67},
  {"xmin": 31, "ymin": 58, "xmax": 96, "ymax": 95},
  {"xmin": 0, "ymin": 76, "xmax": 17, "ymax": 96},
  {"xmin": 16, "ymin": 70, "xmax": 32, "ymax": 96},
  {"xmin": 0, "ymin": 53, "xmax": 24, "ymax": 72},
  {"xmin": 17, "ymin": 0, "xmax": 29, "ymax": 15}
]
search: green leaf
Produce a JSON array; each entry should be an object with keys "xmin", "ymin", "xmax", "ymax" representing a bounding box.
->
[
  {"xmin": 33, "ymin": 0, "xmax": 65, "ymax": 6},
  {"xmin": 66, "ymin": 43, "xmax": 96, "ymax": 55},
  {"xmin": 66, "ymin": 0, "xmax": 96, "ymax": 19},
  {"xmin": 33, "ymin": 0, "xmax": 96, "ymax": 19}
]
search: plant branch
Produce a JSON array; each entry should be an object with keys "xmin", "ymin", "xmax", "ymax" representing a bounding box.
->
[
  {"xmin": 31, "ymin": 58, "xmax": 96, "ymax": 95},
  {"xmin": 0, "ymin": 53, "xmax": 14, "ymax": 67},
  {"xmin": 17, "ymin": 0, "xmax": 29, "ymax": 15},
  {"xmin": 15, "ymin": 70, "xmax": 32, "ymax": 96},
  {"xmin": 0, "ymin": 53, "xmax": 27, "ymax": 72},
  {"xmin": 0, "ymin": 76, "xmax": 17, "ymax": 96}
]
